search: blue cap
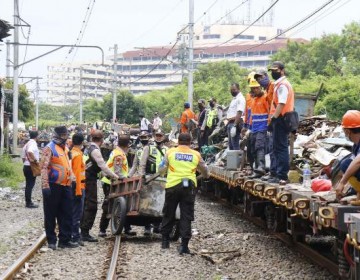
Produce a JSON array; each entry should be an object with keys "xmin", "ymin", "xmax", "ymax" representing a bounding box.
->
[{"xmin": 184, "ymin": 102, "xmax": 190, "ymax": 108}]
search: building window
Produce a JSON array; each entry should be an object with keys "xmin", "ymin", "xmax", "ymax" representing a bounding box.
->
[
  {"xmin": 259, "ymin": 36, "xmax": 267, "ymax": 41},
  {"xmin": 203, "ymin": 34, "xmax": 220, "ymax": 39},
  {"xmin": 234, "ymin": 34, "xmax": 254, "ymax": 40}
]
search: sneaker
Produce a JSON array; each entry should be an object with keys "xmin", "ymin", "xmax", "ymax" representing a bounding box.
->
[
  {"xmin": 261, "ymin": 174, "xmax": 275, "ymax": 181},
  {"xmin": 98, "ymin": 231, "xmax": 107, "ymax": 238},
  {"xmin": 26, "ymin": 202, "xmax": 39, "ymax": 208},
  {"xmin": 178, "ymin": 245, "xmax": 191, "ymax": 255},
  {"xmin": 144, "ymin": 228, "xmax": 151, "ymax": 236},
  {"xmin": 58, "ymin": 241, "xmax": 79, "ymax": 248},
  {"xmin": 124, "ymin": 230, "xmax": 137, "ymax": 236},
  {"xmin": 268, "ymin": 177, "xmax": 280, "ymax": 184},
  {"xmin": 48, "ymin": 243, "xmax": 56, "ymax": 250},
  {"xmin": 81, "ymin": 233, "xmax": 98, "ymax": 242},
  {"xmin": 72, "ymin": 239, "xmax": 85, "ymax": 246},
  {"xmin": 248, "ymin": 173, "xmax": 262, "ymax": 179}
]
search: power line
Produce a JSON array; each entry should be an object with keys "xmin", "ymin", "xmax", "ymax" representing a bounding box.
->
[
  {"xmin": 194, "ymin": 0, "xmax": 219, "ymax": 24},
  {"xmin": 206, "ymin": 0, "xmax": 280, "ymax": 50},
  {"xmin": 221, "ymin": 0, "xmax": 337, "ymax": 56}
]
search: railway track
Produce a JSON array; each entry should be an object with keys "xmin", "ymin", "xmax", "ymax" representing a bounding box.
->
[
  {"xmin": 203, "ymin": 193, "xmax": 339, "ymax": 277},
  {"xmin": 0, "ymin": 233, "xmax": 47, "ymax": 280},
  {"xmin": 106, "ymin": 235, "xmax": 122, "ymax": 280}
]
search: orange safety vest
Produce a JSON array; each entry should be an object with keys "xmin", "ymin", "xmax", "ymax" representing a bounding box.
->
[
  {"xmin": 244, "ymin": 92, "xmax": 254, "ymax": 129},
  {"xmin": 270, "ymin": 77, "xmax": 294, "ymax": 116},
  {"xmin": 180, "ymin": 109, "xmax": 196, "ymax": 133},
  {"xmin": 265, "ymin": 81, "xmax": 275, "ymax": 108},
  {"xmin": 71, "ymin": 146, "xmax": 85, "ymax": 195},
  {"xmin": 250, "ymin": 94, "xmax": 269, "ymax": 133},
  {"xmin": 47, "ymin": 141, "xmax": 72, "ymax": 186}
]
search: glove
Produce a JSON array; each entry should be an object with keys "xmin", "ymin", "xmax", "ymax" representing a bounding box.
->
[
  {"xmin": 42, "ymin": 187, "xmax": 51, "ymax": 197},
  {"xmin": 230, "ymin": 126, "xmax": 236, "ymax": 138}
]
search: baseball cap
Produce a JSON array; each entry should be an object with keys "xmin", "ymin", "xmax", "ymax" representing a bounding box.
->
[
  {"xmin": 197, "ymin": 99, "xmax": 206, "ymax": 105},
  {"xmin": 268, "ymin": 61, "xmax": 285, "ymax": 71},
  {"xmin": 254, "ymin": 69, "xmax": 267, "ymax": 79}
]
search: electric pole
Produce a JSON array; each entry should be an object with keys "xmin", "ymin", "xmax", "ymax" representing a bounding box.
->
[
  {"xmin": 79, "ymin": 67, "xmax": 83, "ymax": 124},
  {"xmin": 35, "ymin": 77, "xmax": 39, "ymax": 130},
  {"xmin": 12, "ymin": 0, "xmax": 19, "ymax": 153},
  {"xmin": 112, "ymin": 44, "xmax": 118, "ymax": 123},
  {"xmin": 188, "ymin": 0, "xmax": 194, "ymax": 109}
]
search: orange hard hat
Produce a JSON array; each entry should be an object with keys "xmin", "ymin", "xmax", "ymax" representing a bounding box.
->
[{"xmin": 342, "ymin": 110, "xmax": 360, "ymax": 128}]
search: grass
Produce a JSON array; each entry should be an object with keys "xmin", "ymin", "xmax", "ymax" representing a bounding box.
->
[{"xmin": 0, "ymin": 156, "xmax": 23, "ymax": 189}]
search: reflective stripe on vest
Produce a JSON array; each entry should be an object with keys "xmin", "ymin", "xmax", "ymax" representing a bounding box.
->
[
  {"xmin": 47, "ymin": 141, "xmax": 72, "ymax": 186},
  {"xmin": 271, "ymin": 78, "xmax": 294, "ymax": 116},
  {"xmin": 149, "ymin": 145, "xmax": 168, "ymax": 173},
  {"xmin": 101, "ymin": 147, "xmax": 128, "ymax": 184},
  {"xmin": 206, "ymin": 108, "xmax": 217, "ymax": 128},
  {"xmin": 165, "ymin": 146, "xmax": 200, "ymax": 188},
  {"xmin": 250, "ymin": 94, "xmax": 269, "ymax": 133}
]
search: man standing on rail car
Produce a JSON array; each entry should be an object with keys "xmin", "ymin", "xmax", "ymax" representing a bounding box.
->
[
  {"xmin": 226, "ymin": 83, "xmax": 246, "ymax": 150},
  {"xmin": 99, "ymin": 134, "xmax": 131, "ymax": 237},
  {"xmin": 180, "ymin": 102, "xmax": 196, "ymax": 134},
  {"xmin": 253, "ymin": 69, "xmax": 276, "ymax": 181},
  {"xmin": 70, "ymin": 133, "xmax": 86, "ymax": 246},
  {"xmin": 40, "ymin": 126, "xmax": 78, "ymax": 249},
  {"xmin": 267, "ymin": 61, "xmax": 295, "ymax": 184},
  {"xmin": 80, "ymin": 130, "xmax": 119, "ymax": 242},
  {"xmin": 159, "ymin": 133, "xmax": 209, "ymax": 254},
  {"xmin": 335, "ymin": 110, "xmax": 360, "ymax": 205},
  {"xmin": 152, "ymin": 112, "xmax": 163, "ymax": 133}
]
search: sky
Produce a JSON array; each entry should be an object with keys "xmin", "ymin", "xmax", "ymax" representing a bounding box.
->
[{"xmin": 0, "ymin": 0, "xmax": 358, "ymax": 94}]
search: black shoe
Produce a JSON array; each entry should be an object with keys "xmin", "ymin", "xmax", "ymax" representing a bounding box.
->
[
  {"xmin": 98, "ymin": 231, "xmax": 107, "ymax": 238},
  {"xmin": 26, "ymin": 202, "xmax": 39, "ymax": 208},
  {"xmin": 81, "ymin": 233, "xmax": 98, "ymax": 242},
  {"xmin": 153, "ymin": 226, "xmax": 161, "ymax": 234},
  {"xmin": 48, "ymin": 243, "xmax": 56, "ymax": 250},
  {"xmin": 178, "ymin": 245, "xmax": 191, "ymax": 255},
  {"xmin": 161, "ymin": 240, "xmax": 170, "ymax": 249},
  {"xmin": 254, "ymin": 167, "xmax": 266, "ymax": 176},
  {"xmin": 248, "ymin": 173, "xmax": 262, "ymax": 179},
  {"xmin": 58, "ymin": 241, "xmax": 79, "ymax": 248},
  {"xmin": 124, "ymin": 230, "xmax": 137, "ymax": 236},
  {"xmin": 268, "ymin": 177, "xmax": 280, "ymax": 184},
  {"xmin": 144, "ymin": 228, "xmax": 151, "ymax": 236},
  {"xmin": 72, "ymin": 239, "xmax": 85, "ymax": 246},
  {"xmin": 261, "ymin": 174, "xmax": 275, "ymax": 181}
]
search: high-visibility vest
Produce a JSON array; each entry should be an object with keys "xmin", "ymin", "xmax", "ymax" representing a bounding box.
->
[
  {"xmin": 250, "ymin": 94, "xmax": 269, "ymax": 133},
  {"xmin": 165, "ymin": 146, "xmax": 201, "ymax": 189},
  {"xmin": 206, "ymin": 108, "xmax": 217, "ymax": 128},
  {"xmin": 270, "ymin": 78, "xmax": 294, "ymax": 116},
  {"xmin": 47, "ymin": 141, "xmax": 72, "ymax": 186},
  {"xmin": 101, "ymin": 147, "xmax": 128, "ymax": 184},
  {"xmin": 149, "ymin": 145, "xmax": 168, "ymax": 173},
  {"xmin": 71, "ymin": 147, "xmax": 85, "ymax": 195},
  {"xmin": 244, "ymin": 93, "xmax": 254, "ymax": 129}
]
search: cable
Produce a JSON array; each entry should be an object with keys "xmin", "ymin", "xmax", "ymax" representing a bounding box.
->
[
  {"xmin": 286, "ymin": 0, "xmax": 350, "ymax": 38},
  {"xmin": 221, "ymin": 0, "xmax": 337, "ymax": 56},
  {"xmin": 19, "ymin": 26, "xmax": 31, "ymax": 76},
  {"xmin": 194, "ymin": 0, "xmax": 250, "ymax": 38},
  {"xmin": 194, "ymin": 0, "xmax": 219, "ymax": 24},
  {"xmin": 206, "ymin": 0, "xmax": 280, "ymax": 51},
  {"xmin": 118, "ymin": 0, "xmax": 184, "ymax": 50}
]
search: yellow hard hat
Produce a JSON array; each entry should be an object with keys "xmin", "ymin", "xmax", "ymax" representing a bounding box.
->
[
  {"xmin": 248, "ymin": 78, "xmax": 261, "ymax": 88},
  {"xmin": 247, "ymin": 71, "xmax": 256, "ymax": 83}
]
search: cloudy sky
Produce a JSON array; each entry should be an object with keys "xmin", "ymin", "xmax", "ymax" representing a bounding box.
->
[{"xmin": 0, "ymin": 0, "xmax": 358, "ymax": 92}]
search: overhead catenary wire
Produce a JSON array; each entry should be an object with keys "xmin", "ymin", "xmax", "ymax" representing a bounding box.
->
[
  {"xmin": 221, "ymin": 0, "xmax": 338, "ymax": 56},
  {"xmin": 194, "ymin": 0, "xmax": 220, "ymax": 24},
  {"xmin": 205, "ymin": 0, "xmax": 280, "ymax": 51}
]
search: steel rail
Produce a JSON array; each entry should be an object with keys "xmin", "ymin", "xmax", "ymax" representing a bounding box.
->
[
  {"xmin": 0, "ymin": 233, "xmax": 46, "ymax": 280},
  {"xmin": 106, "ymin": 235, "xmax": 121, "ymax": 280},
  {"xmin": 202, "ymin": 193, "xmax": 339, "ymax": 276}
]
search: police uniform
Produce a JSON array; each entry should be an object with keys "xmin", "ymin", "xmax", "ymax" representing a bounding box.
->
[{"xmin": 159, "ymin": 143, "xmax": 209, "ymax": 253}]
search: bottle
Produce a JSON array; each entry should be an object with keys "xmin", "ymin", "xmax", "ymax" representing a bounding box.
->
[{"xmin": 302, "ymin": 162, "xmax": 312, "ymax": 189}]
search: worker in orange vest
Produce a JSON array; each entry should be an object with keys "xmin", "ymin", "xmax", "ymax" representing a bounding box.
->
[{"xmin": 180, "ymin": 102, "xmax": 196, "ymax": 134}]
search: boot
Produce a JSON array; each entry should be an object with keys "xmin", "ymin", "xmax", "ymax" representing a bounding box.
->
[
  {"xmin": 161, "ymin": 235, "xmax": 170, "ymax": 249},
  {"xmin": 81, "ymin": 231, "xmax": 98, "ymax": 242},
  {"xmin": 254, "ymin": 150, "xmax": 266, "ymax": 176},
  {"xmin": 178, "ymin": 238, "xmax": 191, "ymax": 255}
]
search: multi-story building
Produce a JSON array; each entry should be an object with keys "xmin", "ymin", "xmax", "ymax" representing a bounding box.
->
[{"xmin": 46, "ymin": 24, "xmax": 307, "ymax": 105}]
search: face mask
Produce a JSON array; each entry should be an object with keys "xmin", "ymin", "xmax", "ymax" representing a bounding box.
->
[
  {"xmin": 155, "ymin": 140, "xmax": 163, "ymax": 145},
  {"xmin": 198, "ymin": 105, "xmax": 203, "ymax": 110},
  {"xmin": 140, "ymin": 140, "xmax": 149, "ymax": 146},
  {"xmin": 271, "ymin": 71, "xmax": 281, "ymax": 80},
  {"xmin": 209, "ymin": 102, "xmax": 215, "ymax": 108},
  {"xmin": 231, "ymin": 91, "xmax": 238, "ymax": 97},
  {"xmin": 259, "ymin": 76, "xmax": 270, "ymax": 88}
]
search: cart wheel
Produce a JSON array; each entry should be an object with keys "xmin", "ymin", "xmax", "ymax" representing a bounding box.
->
[
  {"xmin": 169, "ymin": 221, "xmax": 180, "ymax": 241},
  {"xmin": 111, "ymin": 197, "xmax": 127, "ymax": 235}
]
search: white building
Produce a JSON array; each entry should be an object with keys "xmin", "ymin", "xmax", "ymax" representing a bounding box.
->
[{"xmin": 46, "ymin": 24, "xmax": 306, "ymax": 105}]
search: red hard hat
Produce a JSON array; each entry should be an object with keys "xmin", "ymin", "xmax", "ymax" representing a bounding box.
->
[
  {"xmin": 311, "ymin": 179, "xmax": 332, "ymax": 193},
  {"xmin": 342, "ymin": 110, "xmax": 360, "ymax": 128}
]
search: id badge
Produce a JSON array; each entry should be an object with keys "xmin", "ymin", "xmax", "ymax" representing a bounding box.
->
[{"xmin": 182, "ymin": 178, "xmax": 189, "ymax": 188}]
